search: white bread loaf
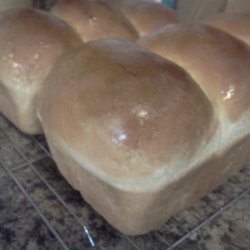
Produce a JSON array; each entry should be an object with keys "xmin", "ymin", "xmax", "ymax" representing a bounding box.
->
[
  {"xmin": 107, "ymin": 0, "xmax": 178, "ymax": 36},
  {"xmin": 1, "ymin": 7, "xmax": 249, "ymax": 235},
  {"xmin": 37, "ymin": 39, "xmax": 217, "ymax": 234},
  {"xmin": 203, "ymin": 11, "xmax": 250, "ymax": 45},
  {"xmin": 37, "ymin": 15, "xmax": 250, "ymax": 234},
  {"xmin": 0, "ymin": 8, "xmax": 82, "ymax": 134},
  {"xmin": 50, "ymin": 0, "xmax": 139, "ymax": 42}
]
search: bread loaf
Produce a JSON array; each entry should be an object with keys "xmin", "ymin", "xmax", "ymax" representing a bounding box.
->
[
  {"xmin": 107, "ymin": 0, "xmax": 178, "ymax": 36},
  {"xmin": 0, "ymin": 8, "xmax": 82, "ymax": 134},
  {"xmin": 37, "ymin": 39, "xmax": 217, "ymax": 234},
  {"xmin": 203, "ymin": 11, "xmax": 250, "ymax": 45},
  {"xmin": 50, "ymin": 0, "xmax": 139, "ymax": 42},
  {"xmin": 1, "ymin": 7, "xmax": 249, "ymax": 235}
]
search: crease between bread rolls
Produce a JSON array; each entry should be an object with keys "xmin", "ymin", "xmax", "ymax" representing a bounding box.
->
[{"xmin": 107, "ymin": 0, "xmax": 178, "ymax": 36}]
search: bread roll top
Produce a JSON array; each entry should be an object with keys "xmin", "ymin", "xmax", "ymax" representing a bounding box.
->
[
  {"xmin": 51, "ymin": 0, "xmax": 138, "ymax": 42},
  {"xmin": 0, "ymin": 8, "xmax": 82, "ymax": 134},
  {"xmin": 38, "ymin": 40, "xmax": 215, "ymax": 190},
  {"xmin": 108, "ymin": 0, "xmax": 178, "ymax": 36},
  {"xmin": 138, "ymin": 24, "xmax": 250, "ymax": 122},
  {"xmin": 0, "ymin": 8, "xmax": 82, "ymax": 89},
  {"xmin": 203, "ymin": 11, "xmax": 250, "ymax": 46}
]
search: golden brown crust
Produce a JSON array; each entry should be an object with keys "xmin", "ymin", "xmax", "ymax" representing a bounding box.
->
[
  {"xmin": 138, "ymin": 24, "xmax": 250, "ymax": 122},
  {"xmin": 203, "ymin": 11, "xmax": 250, "ymax": 45},
  {"xmin": 38, "ymin": 40, "xmax": 215, "ymax": 188},
  {"xmin": 0, "ymin": 8, "xmax": 82, "ymax": 134},
  {"xmin": 107, "ymin": 0, "xmax": 178, "ymax": 36},
  {"xmin": 50, "ymin": 0, "xmax": 139, "ymax": 42}
]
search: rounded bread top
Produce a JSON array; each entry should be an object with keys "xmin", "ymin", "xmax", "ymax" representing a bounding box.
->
[
  {"xmin": 138, "ymin": 24, "xmax": 250, "ymax": 122},
  {"xmin": 203, "ymin": 11, "xmax": 250, "ymax": 46},
  {"xmin": 0, "ymin": 8, "xmax": 82, "ymax": 90},
  {"xmin": 38, "ymin": 39, "xmax": 215, "ymax": 190},
  {"xmin": 50, "ymin": 0, "xmax": 139, "ymax": 42}
]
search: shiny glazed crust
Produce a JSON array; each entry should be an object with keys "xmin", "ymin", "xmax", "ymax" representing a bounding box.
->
[
  {"xmin": 38, "ymin": 40, "xmax": 216, "ymax": 190},
  {"xmin": 51, "ymin": 0, "xmax": 139, "ymax": 42},
  {"xmin": 0, "ymin": 8, "xmax": 82, "ymax": 134}
]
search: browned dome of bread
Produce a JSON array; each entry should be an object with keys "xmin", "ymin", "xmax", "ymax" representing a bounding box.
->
[
  {"xmin": 50, "ymin": 0, "xmax": 139, "ymax": 42},
  {"xmin": 38, "ymin": 39, "xmax": 214, "ymax": 184},
  {"xmin": 203, "ymin": 11, "xmax": 250, "ymax": 45},
  {"xmin": 108, "ymin": 0, "xmax": 178, "ymax": 36},
  {"xmin": 138, "ymin": 24, "xmax": 250, "ymax": 122},
  {"xmin": 37, "ymin": 40, "xmax": 216, "ymax": 234},
  {"xmin": 0, "ymin": 8, "xmax": 82, "ymax": 134}
]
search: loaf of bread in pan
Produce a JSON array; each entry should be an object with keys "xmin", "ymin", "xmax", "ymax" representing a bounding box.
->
[
  {"xmin": 0, "ymin": 8, "xmax": 82, "ymax": 134},
  {"xmin": 50, "ymin": 0, "xmax": 138, "ymax": 42},
  {"xmin": 203, "ymin": 11, "xmax": 250, "ymax": 45},
  {"xmin": 37, "ymin": 39, "xmax": 217, "ymax": 234},
  {"xmin": 107, "ymin": 0, "xmax": 178, "ymax": 36}
]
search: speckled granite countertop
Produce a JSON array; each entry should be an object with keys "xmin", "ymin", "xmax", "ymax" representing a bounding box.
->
[{"xmin": 0, "ymin": 114, "xmax": 249, "ymax": 250}]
